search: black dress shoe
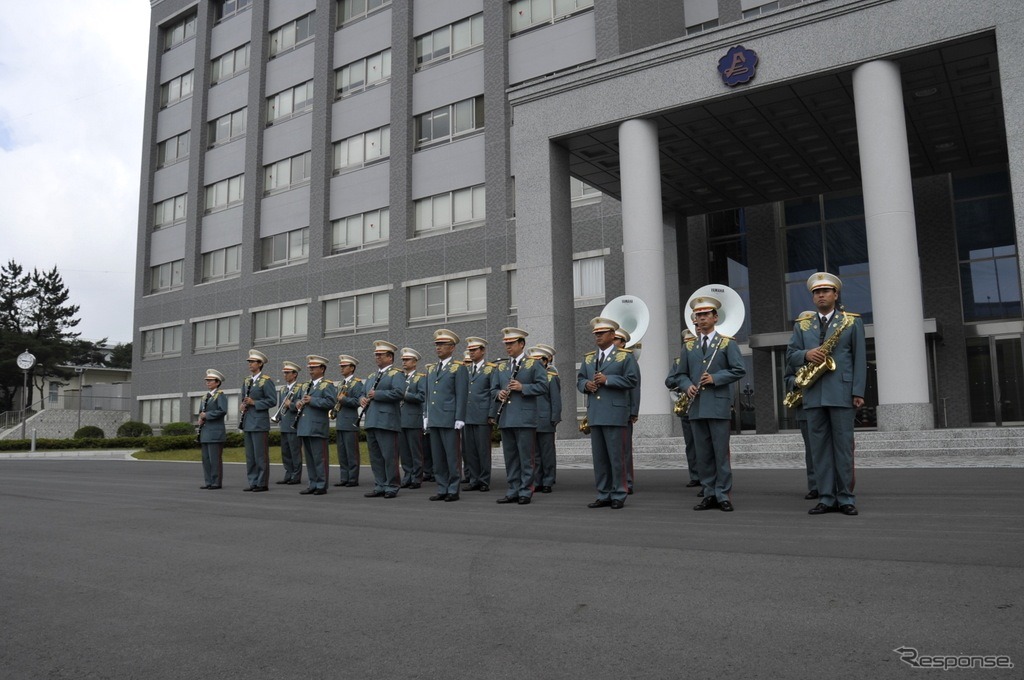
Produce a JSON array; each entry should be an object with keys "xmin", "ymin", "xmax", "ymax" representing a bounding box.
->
[
  {"xmin": 333, "ymin": 482, "xmax": 346, "ymax": 487},
  {"xmin": 208, "ymin": 485, "xmax": 222, "ymax": 489},
  {"xmin": 686, "ymin": 479, "xmax": 701, "ymax": 488},
  {"xmin": 808, "ymin": 502, "xmax": 838, "ymax": 515},
  {"xmin": 610, "ymin": 499, "xmax": 625, "ymax": 509},
  {"xmin": 517, "ymin": 496, "xmax": 531, "ymax": 505},
  {"xmin": 445, "ymin": 494, "xmax": 461, "ymax": 502},
  {"xmin": 400, "ymin": 482, "xmax": 412, "ymax": 489},
  {"xmin": 313, "ymin": 488, "xmax": 326, "ymax": 495},
  {"xmin": 805, "ymin": 490, "xmax": 820, "ymax": 500},
  {"xmin": 251, "ymin": 486, "xmax": 269, "ymax": 492},
  {"xmin": 364, "ymin": 491, "xmax": 384, "ymax": 498},
  {"xmin": 345, "ymin": 482, "xmax": 359, "ymax": 487},
  {"xmin": 538, "ymin": 486, "xmax": 551, "ymax": 493},
  {"xmin": 693, "ymin": 496, "xmax": 719, "ymax": 511},
  {"xmin": 409, "ymin": 483, "xmax": 421, "ymax": 489},
  {"xmin": 697, "ymin": 489, "xmax": 704, "ymax": 497},
  {"xmin": 839, "ymin": 504, "xmax": 859, "ymax": 516},
  {"xmin": 429, "ymin": 494, "xmax": 448, "ymax": 501},
  {"xmin": 383, "ymin": 491, "xmax": 397, "ymax": 499},
  {"xmin": 587, "ymin": 499, "xmax": 612, "ymax": 508},
  {"xmin": 719, "ymin": 500, "xmax": 734, "ymax": 512},
  {"xmin": 496, "ymin": 496, "xmax": 518, "ymax": 504},
  {"xmin": 287, "ymin": 479, "xmax": 301, "ymax": 485},
  {"xmin": 478, "ymin": 484, "xmax": 490, "ymax": 492},
  {"xmin": 300, "ymin": 488, "xmax": 316, "ymax": 495},
  {"xmin": 199, "ymin": 485, "xmax": 210, "ymax": 489},
  {"xmin": 243, "ymin": 487, "xmax": 253, "ymax": 491}
]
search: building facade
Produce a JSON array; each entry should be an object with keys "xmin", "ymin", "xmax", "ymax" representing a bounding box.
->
[{"xmin": 134, "ymin": 0, "xmax": 1024, "ymax": 436}]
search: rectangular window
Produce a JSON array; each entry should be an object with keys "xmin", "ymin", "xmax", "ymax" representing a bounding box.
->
[
  {"xmin": 142, "ymin": 325, "xmax": 182, "ymax": 358},
  {"xmin": 150, "ymin": 260, "xmax": 184, "ymax": 293},
  {"xmin": 160, "ymin": 71, "xmax": 194, "ymax": 108},
  {"xmin": 510, "ymin": 0, "xmax": 592, "ymax": 35},
  {"xmin": 267, "ymin": 80, "xmax": 314, "ymax": 124},
  {"xmin": 333, "ymin": 125, "xmax": 390, "ymax": 171},
  {"xmin": 201, "ymin": 245, "xmax": 241, "ymax": 282},
  {"xmin": 261, "ymin": 227, "xmax": 309, "ymax": 269},
  {"xmin": 335, "ymin": 49, "xmax": 392, "ymax": 96},
  {"xmin": 331, "ymin": 208, "xmax": 389, "ymax": 253},
  {"xmin": 415, "ymin": 96, "xmax": 484, "ymax": 147},
  {"xmin": 191, "ymin": 393, "xmax": 240, "ymax": 425},
  {"xmin": 270, "ymin": 12, "xmax": 314, "ymax": 57},
  {"xmin": 205, "ymin": 175, "xmax": 245, "ymax": 212},
  {"xmin": 684, "ymin": 0, "xmax": 719, "ymax": 34},
  {"xmin": 508, "ymin": 269, "xmax": 517, "ymax": 313},
  {"xmin": 211, "ymin": 43, "xmax": 250, "ymax": 84},
  {"xmin": 416, "ymin": 13, "xmax": 483, "ymax": 67},
  {"xmin": 572, "ymin": 256, "xmax": 605, "ymax": 304},
  {"xmin": 164, "ymin": 14, "xmax": 197, "ymax": 51},
  {"xmin": 254, "ymin": 303, "xmax": 308, "ymax": 343},
  {"xmin": 216, "ymin": 0, "xmax": 252, "ymax": 22},
  {"xmin": 157, "ymin": 131, "xmax": 190, "ymax": 167},
  {"xmin": 570, "ymin": 176, "xmax": 601, "ymax": 201},
  {"xmin": 324, "ymin": 291, "xmax": 389, "ymax": 334},
  {"xmin": 741, "ymin": 1, "xmax": 779, "ymax": 19},
  {"xmin": 141, "ymin": 397, "xmax": 182, "ymax": 426},
  {"xmin": 193, "ymin": 315, "xmax": 240, "ymax": 352},
  {"xmin": 48, "ymin": 381, "xmax": 59, "ymax": 404},
  {"xmin": 154, "ymin": 194, "xmax": 187, "ymax": 228},
  {"xmin": 408, "ymin": 275, "xmax": 486, "ymax": 322},
  {"xmin": 414, "ymin": 185, "xmax": 485, "ymax": 235},
  {"xmin": 337, "ymin": 0, "xmax": 390, "ymax": 26},
  {"xmin": 264, "ymin": 151, "xmax": 312, "ymax": 193},
  {"xmin": 209, "ymin": 108, "xmax": 247, "ymax": 146}
]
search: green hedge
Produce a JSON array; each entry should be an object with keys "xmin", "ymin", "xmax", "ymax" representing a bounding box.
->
[
  {"xmin": 74, "ymin": 425, "xmax": 105, "ymax": 439},
  {"xmin": 161, "ymin": 422, "xmax": 196, "ymax": 436},
  {"xmin": 118, "ymin": 421, "xmax": 153, "ymax": 437}
]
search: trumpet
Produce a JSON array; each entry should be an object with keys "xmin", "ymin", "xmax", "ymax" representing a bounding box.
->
[
  {"xmin": 270, "ymin": 384, "xmax": 298, "ymax": 424},
  {"xmin": 328, "ymin": 381, "xmax": 350, "ymax": 420}
]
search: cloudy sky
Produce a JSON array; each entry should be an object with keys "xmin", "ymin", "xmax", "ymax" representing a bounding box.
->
[{"xmin": 0, "ymin": 1, "xmax": 150, "ymax": 345}]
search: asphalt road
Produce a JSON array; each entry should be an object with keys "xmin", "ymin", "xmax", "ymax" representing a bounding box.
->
[{"xmin": 1, "ymin": 460, "xmax": 1021, "ymax": 680}]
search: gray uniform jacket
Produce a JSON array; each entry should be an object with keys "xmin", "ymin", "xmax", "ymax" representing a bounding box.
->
[
  {"xmin": 198, "ymin": 391, "xmax": 227, "ymax": 443},
  {"xmin": 399, "ymin": 371, "xmax": 427, "ymax": 429},
  {"xmin": 295, "ymin": 379, "xmax": 337, "ymax": 438},
  {"xmin": 425, "ymin": 360, "xmax": 468, "ymax": 427},
  {"xmin": 334, "ymin": 377, "xmax": 364, "ymax": 432},
  {"xmin": 785, "ymin": 310, "xmax": 867, "ymax": 408},
  {"xmin": 489, "ymin": 357, "xmax": 548, "ymax": 427},
  {"xmin": 674, "ymin": 334, "xmax": 745, "ymax": 420},
  {"xmin": 576, "ymin": 349, "xmax": 640, "ymax": 427},
  {"xmin": 241, "ymin": 374, "xmax": 277, "ymax": 432},
  {"xmin": 277, "ymin": 382, "xmax": 301, "ymax": 433},
  {"xmin": 535, "ymin": 368, "xmax": 562, "ymax": 434},
  {"xmin": 465, "ymin": 362, "xmax": 497, "ymax": 425},
  {"xmin": 363, "ymin": 368, "xmax": 404, "ymax": 431}
]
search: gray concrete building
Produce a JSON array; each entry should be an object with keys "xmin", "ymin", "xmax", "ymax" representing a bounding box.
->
[{"xmin": 134, "ymin": 0, "xmax": 1024, "ymax": 437}]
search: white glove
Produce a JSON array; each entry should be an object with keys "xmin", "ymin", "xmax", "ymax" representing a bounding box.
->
[
  {"xmin": 423, "ymin": 416, "xmax": 429, "ymax": 430},
  {"xmin": 454, "ymin": 420, "xmax": 465, "ymax": 430}
]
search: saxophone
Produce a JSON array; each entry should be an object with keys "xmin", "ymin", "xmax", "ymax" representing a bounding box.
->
[
  {"xmin": 672, "ymin": 392, "xmax": 690, "ymax": 415},
  {"xmin": 328, "ymin": 380, "xmax": 350, "ymax": 420},
  {"xmin": 784, "ymin": 312, "xmax": 855, "ymax": 408}
]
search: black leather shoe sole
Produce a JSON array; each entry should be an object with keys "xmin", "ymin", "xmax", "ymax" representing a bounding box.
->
[{"xmin": 587, "ymin": 499, "xmax": 612, "ymax": 508}]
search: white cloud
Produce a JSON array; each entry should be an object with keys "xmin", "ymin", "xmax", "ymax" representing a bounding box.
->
[{"xmin": 0, "ymin": 0, "xmax": 150, "ymax": 344}]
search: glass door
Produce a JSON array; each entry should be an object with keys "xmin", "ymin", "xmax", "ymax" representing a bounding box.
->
[{"xmin": 966, "ymin": 335, "xmax": 1024, "ymax": 425}]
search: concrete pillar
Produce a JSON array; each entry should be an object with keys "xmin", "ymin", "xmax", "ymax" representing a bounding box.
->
[
  {"xmin": 852, "ymin": 60, "xmax": 933, "ymax": 430},
  {"xmin": 618, "ymin": 119, "xmax": 673, "ymax": 436}
]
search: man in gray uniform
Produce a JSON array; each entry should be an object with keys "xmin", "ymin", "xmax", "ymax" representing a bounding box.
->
[
  {"xmin": 490, "ymin": 327, "xmax": 548, "ymax": 505},
  {"xmin": 665, "ymin": 329, "xmax": 702, "ymax": 492},
  {"xmin": 612, "ymin": 328, "xmax": 640, "ymax": 494},
  {"xmin": 528, "ymin": 345, "xmax": 560, "ymax": 494},
  {"xmin": 361, "ymin": 341, "xmax": 405, "ymax": 499},
  {"xmin": 275, "ymin": 360, "xmax": 303, "ymax": 485},
  {"xmin": 198, "ymin": 369, "xmax": 227, "ymax": 490},
  {"xmin": 240, "ymin": 349, "xmax": 277, "ymax": 492},
  {"xmin": 787, "ymin": 272, "xmax": 866, "ymax": 516},
  {"xmin": 425, "ymin": 329, "xmax": 469, "ymax": 502},
  {"xmin": 296, "ymin": 355, "xmax": 337, "ymax": 495},
  {"xmin": 784, "ymin": 312, "xmax": 820, "ymax": 500},
  {"xmin": 398, "ymin": 347, "xmax": 427, "ymax": 489},
  {"xmin": 332, "ymin": 355, "xmax": 364, "ymax": 487},
  {"xmin": 675, "ymin": 296, "xmax": 745, "ymax": 512},
  {"xmin": 462, "ymin": 336, "xmax": 495, "ymax": 492},
  {"xmin": 577, "ymin": 317, "xmax": 640, "ymax": 510}
]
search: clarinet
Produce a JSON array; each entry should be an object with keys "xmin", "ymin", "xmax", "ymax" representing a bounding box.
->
[
  {"xmin": 357, "ymin": 371, "xmax": 385, "ymax": 426},
  {"xmin": 238, "ymin": 378, "xmax": 253, "ymax": 430},
  {"xmin": 196, "ymin": 394, "xmax": 208, "ymax": 444},
  {"xmin": 494, "ymin": 359, "xmax": 523, "ymax": 422}
]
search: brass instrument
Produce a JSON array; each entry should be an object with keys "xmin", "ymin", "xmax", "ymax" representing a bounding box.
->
[
  {"xmin": 578, "ymin": 416, "xmax": 590, "ymax": 435},
  {"xmin": 328, "ymin": 380, "xmax": 350, "ymax": 420},
  {"xmin": 783, "ymin": 311, "xmax": 855, "ymax": 408},
  {"xmin": 672, "ymin": 391, "xmax": 690, "ymax": 416},
  {"xmin": 270, "ymin": 384, "xmax": 298, "ymax": 424}
]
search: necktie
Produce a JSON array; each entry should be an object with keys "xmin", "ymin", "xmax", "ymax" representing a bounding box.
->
[
  {"xmin": 595, "ymin": 352, "xmax": 602, "ymax": 372},
  {"xmin": 702, "ymin": 336, "xmax": 709, "ymax": 353},
  {"xmin": 820, "ymin": 316, "xmax": 828, "ymax": 344},
  {"xmin": 471, "ymin": 364, "xmax": 477, "ymax": 377}
]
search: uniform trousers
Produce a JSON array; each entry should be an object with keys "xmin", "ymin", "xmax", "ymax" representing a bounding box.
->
[
  {"xmin": 691, "ymin": 418, "xmax": 733, "ymax": 503},
  {"xmin": 399, "ymin": 428, "xmax": 426, "ymax": 484},
  {"xmin": 429, "ymin": 428, "xmax": 461, "ymax": 496},
  {"xmin": 280, "ymin": 431, "xmax": 302, "ymax": 482},
  {"xmin": 301, "ymin": 436, "xmax": 329, "ymax": 490},
  {"xmin": 680, "ymin": 417, "xmax": 699, "ymax": 482},
  {"xmin": 462, "ymin": 423, "xmax": 492, "ymax": 487},
  {"xmin": 500, "ymin": 427, "xmax": 537, "ymax": 499},
  {"xmin": 806, "ymin": 406, "xmax": 856, "ymax": 506},
  {"xmin": 243, "ymin": 431, "xmax": 270, "ymax": 488},
  {"xmin": 588, "ymin": 425, "xmax": 629, "ymax": 503},
  {"xmin": 336, "ymin": 429, "xmax": 360, "ymax": 484},
  {"xmin": 367, "ymin": 429, "xmax": 401, "ymax": 494},
  {"xmin": 535, "ymin": 431, "xmax": 556, "ymax": 487},
  {"xmin": 625, "ymin": 421, "xmax": 635, "ymax": 491},
  {"xmin": 201, "ymin": 442, "xmax": 223, "ymax": 487},
  {"xmin": 797, "ymin": 419, "xmax": 817, "ymax": 493}
]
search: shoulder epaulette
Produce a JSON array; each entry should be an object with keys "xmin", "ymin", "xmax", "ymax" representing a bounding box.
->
[
  {"xmin": 719, "ymin": 334, "xmax": 736, "ymax": 341},
  {"xmin": 618, "ymin": 348, "xmax": 633, "ymax": 355},
  {"xmin": 448, "ymin": 362, "xmax": 460, "ymax": 373},
  {"xmin": 388, "ymin": 368, "xmax": 402, "ymax": 377},
  {"xmin": 524, "ymin": 358, "xmax": 536, "ymax": 368},
  {"xmin": 321, "ymin": 379, "xmax": 334, "ymax": 385},
  {"xmin": 796, "ymin": 311, "xmax": 816, "ymax": 321},
  {"xmin": 843, "ymin": 311, "xmax": 861, "ymax": 318},
  {"xmin": 485, "ymin": 361, "xmax": 497, "ymax": 367},
  {"xmin": 584, "ymin": 350, "xmax": 597, "ymax": 357},
  {"xmin": 547, "ymin": 369, "xmax": 558, "ymax": 378}
]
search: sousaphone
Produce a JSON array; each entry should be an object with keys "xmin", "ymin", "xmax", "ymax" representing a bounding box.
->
[
  {"xmin": 600, "ymin": 295, "xmax": 649, "ymax": 348},
  {"xmin": 684, "ymin": 284, "xmax": 746, "ymax": 338}
]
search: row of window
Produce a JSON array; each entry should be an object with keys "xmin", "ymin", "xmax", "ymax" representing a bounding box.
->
[{"xmin": 144, "ymin": 256, "xmax": 606, "ymax": 353}]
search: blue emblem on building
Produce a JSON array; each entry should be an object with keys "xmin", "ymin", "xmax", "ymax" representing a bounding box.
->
[{"xmin": 718, "ymin": 45, "xmax": 758, "ymax": 87}]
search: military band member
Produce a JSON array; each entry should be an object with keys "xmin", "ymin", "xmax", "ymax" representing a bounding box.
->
[
  {"xmin": 665, "ymin": 328, "xmax": 701, "ymax": 491},
  {"xmin": 490, "ymin": 328, "xmax": 547, "ymax": 505},
  {"xmin": 528, "ymin": 345, "xmax": 561, "ymax": 494},
  {"xmin": 361, "ymin": 341, "xmax": 405, "ymax": 499},
  {"xmin": 398, "ymin": 347, "xmax": 427, "ymax": 489},
  {"xmin": 787, "ymin": 272, "xmax": 866, "ymax": 516},
  {"xmin": 198, "ymin": 369, "xmax": 227, "ymax": 490},
  {"xmin": 786, "ymin": 312, "xmax": 819, "ymax": 501},
  {"xmin": 578, "ymin": 318, "xmax": 640, "ymax": 509},
  {"xmin": 676, "ymin": 296, "xmax": 746, "ymax": 512},
  {"xmin": 332, "ymin": 355, "xmax": 364, "ymax": 487},
  {"xmin": 240, "ymin": 349, "xmax": 277, "ymax": 492},
  {"xmin": 425, "ymin": 329, "xmax": 469, "ymax": 501},
  {"xmin": 297, "ymin": 355, "xmax": 337, "ymax": 495},
  {"xmin": 275, "ymin": 361, "xmax": 303, "ymax": 485},
  {"xmin": 462, "ymin": 337, "xmax": 495, "ymax": 492},
  {"xmin": 613, "ymin": 328, "xmax": 640, "ymax": 494}
]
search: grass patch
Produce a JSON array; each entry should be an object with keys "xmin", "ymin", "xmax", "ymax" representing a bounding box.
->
[{"xmin": 133, "ymin": 443, "xmax": 370, "ymax": 466}]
